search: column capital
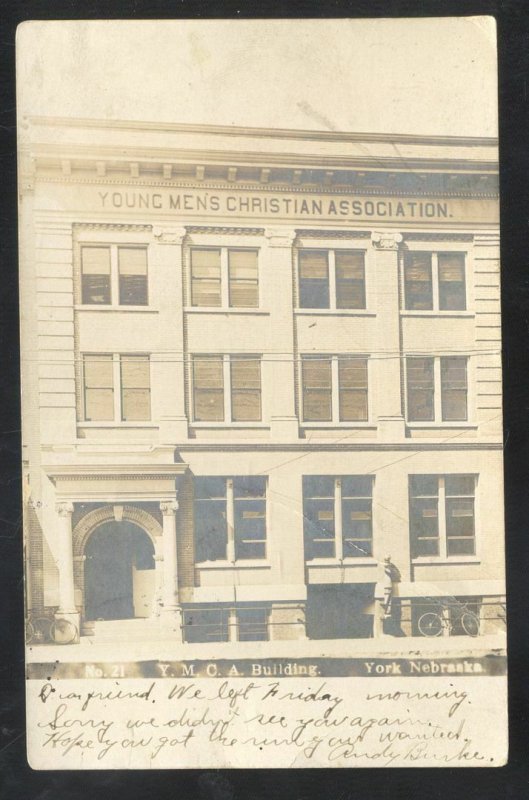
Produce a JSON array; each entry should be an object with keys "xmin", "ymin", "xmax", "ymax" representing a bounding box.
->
[
  {"xmin": 371, "ymin": 231, "xmax": 403, "ymax": 251},
  {"xmin": 152, "ymin": 226, "xmax": 187, "ymax": 245},
  {"xmin": 265, "ymin": 227, "xmax": 297, "ymax": 247},
  {"xmin": 160, "ymin": 499, "xmax": 179, "ymax": 515},
  {"xmin": 56, "ymin": 501, "xmax": 74, "ymax": 517}
]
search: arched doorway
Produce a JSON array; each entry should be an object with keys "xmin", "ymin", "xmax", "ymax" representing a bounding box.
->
[{"xmin": 84, "ymin": 521, "xmax": 155, "ymax": 621}]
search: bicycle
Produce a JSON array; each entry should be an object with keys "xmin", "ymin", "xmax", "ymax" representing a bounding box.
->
[{"xmin": 417, "ymin": 603, "xmax": 480, "ymax": 637}]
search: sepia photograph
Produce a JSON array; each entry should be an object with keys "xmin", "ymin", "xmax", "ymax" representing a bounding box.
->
[{"xmin": 17, "ymin": 17, "xmax": 507, "ymax": 768}]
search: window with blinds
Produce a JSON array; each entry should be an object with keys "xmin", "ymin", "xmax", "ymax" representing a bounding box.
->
[
  {"xmin": 83, "ymin": 355, "xmax": 114, "ymax": 420},
  {"xmin": 299, "ymin": 251, "xmax": 330, "ymax": 308},
  {"xmin": 81, "ymin": 246, "xmax": 111, "ymax": 304},
  {"xmin": 301, "ymin": 358, "xmax": 332, "ymax": 421},
  {"xmin": 118, "ymin": 247, "xmax": 148, "ymax": 305},
  {"xmin": 230, "ymin": 357, "xmax": 261, "ymax": 421},
  {"xmin": 228, "ymin": 249, "xmax": 259, "ymax": 307},
  {"xmin": 298, "ymin": 249, "xmax": 366, "ymax": 310},
  {"xmin": 438, "ymin": 253, "xmax": 466, "ymax": 310},
  {"xmin": 338, "ymin": 358, "xmax": 368, "ymax": 421},
  {"xmin": 404, "ymin": 253, "xmax": 433, "ymax": 310},
  {"xmin": 407, "ymin": 357, "xmax": 435, "ymax": 421},
  {"xmin": 120, "ymin": 355, "xmax": 151, "ymax": 421},
  {"xmin": 404, "ymin": 250, "xmax": 467, "ymax": 311},
  {"xmin": 191, "ymin": 248, "xmax": 222, "ymax": 307},
  {"xmin": 441, "ymin": 357, "xmax": 468, "ymax": 421},
  {"xmin": 335, "ymin": 251, "xmax": 366, "ymax": 309},
  {"xmin": 192, "ymin": 356, "xmax": 224, "ymax": 421}
]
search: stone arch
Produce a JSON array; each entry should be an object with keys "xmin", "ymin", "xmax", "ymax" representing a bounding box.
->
[{"xmin": 72, "ymin": 505, "xmax": 163, "ymax": 622}]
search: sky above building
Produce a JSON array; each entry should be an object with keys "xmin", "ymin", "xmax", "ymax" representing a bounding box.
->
[{"xmin": 16, "ymin": 18, "xmax": 498, "ymax": 137}]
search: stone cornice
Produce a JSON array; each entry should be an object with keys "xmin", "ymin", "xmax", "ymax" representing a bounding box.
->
[
  {"xmin": 26, "ymin": 174, "xmax": 499, "ymax": 200},
  {"xmin": 45, "ymin": 464, "xmax": 188, "ymax": 484},
  {"xmin": 22, "ymin": 115, "xmax": 499, "ymax": 148}
]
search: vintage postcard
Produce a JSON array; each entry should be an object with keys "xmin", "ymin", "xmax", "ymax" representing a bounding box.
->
[{"xmin": 18, "ymin": 18, "xmax": 507, "ymax": 768}]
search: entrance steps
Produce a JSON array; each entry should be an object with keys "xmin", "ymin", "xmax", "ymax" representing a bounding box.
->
[{"xmin": 90, "ymin": 617, "xmax": 180, "ymax": 643}]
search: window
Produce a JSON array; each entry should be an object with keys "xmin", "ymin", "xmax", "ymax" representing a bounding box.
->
[
  {"xmin": 120, "ymin": 356, "xmax": 151, "ymax": 421},
  {"xmin": 183, "ymin": 607, "xmax": 229, "ymax": 643},
  {"xmin": 83, "ymin": 355, "xmax": 114, "ymax": 420},
  {"xmin": 233, "ymin": 477, "xmax": 267, "ymax": 559},
  {"xmin": 118, "ymin": 247, "xmax": 148, "ymax": 305},
  {"xmin": 194, "ymin": 476, "xmax": 267, "ymax": 562},
  {"xmin": 298, "ymin": 249, "xmax": 366, "ymax": 310},
  {"xmin": 81, "ymin": 247, "xmax": 111, "ymax": 304},
  {"xmin": 190, "ymin": 247, "xmax": 259, "ymax": 308},
  {"xmin": 303, "ymin": 476, "xmax": 374, "ymax": 561},
  {"xmin": 194, "ymin": 477, "xmax": 228, "ymax": 562},
  {"xmin": 192, "ymin": 355, "xmax": 262, "ymax": 423},
  {"xmin": 182, "ymin": 605, "xmax": 270, "ymax": 643},
  {"xmin": 404, "ymin": 251, "xmax": 466, "ymax": 311},
  {"xmin": 409, "ymin": 475, "xmax": 476, "ymax": 559},
  {"xmin": 237, "ymin": 607, "xmax": 269, "ymax": 642},
  {"xmin": 406, "ymin": 356, "xmax": 468, "ymax": 422},
  {"xmin": 191, "ymin": 248, "xmax": 221, "ymax": 307},
  {"xmin": 82, "ymin": 354, "xmax": 151, "ymax": 422},
  {"xmin": 301, "ymin": 356, "xmax": 368, "ymax": 423},
  {"xmin": 80, "ymin": 244, "xmax": 148, "ymax": 306}
]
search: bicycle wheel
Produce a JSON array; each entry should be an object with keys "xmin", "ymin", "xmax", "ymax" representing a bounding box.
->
[
  {"xmin": 32, "ymin": 616, "xmax": 52, "ymax": 643},
  {"xmin": 25, "ymin": 620, "xmax": 35, "ymax": 644},
  {"xmin": 50, "ymin": 618, "xmax": 78, "ymax": 645},
  {"xmin": 461, "ymin": 612, "xmax": 480, "ymax": 637},
  {"xmin": 418, "ymin": 612, "xmax": 443, "ymax": 637}
]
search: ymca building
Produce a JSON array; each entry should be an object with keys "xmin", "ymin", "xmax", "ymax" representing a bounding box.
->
[{"xmin": 19, "ymin": 117, "xmax": 505, "ymax": 647}]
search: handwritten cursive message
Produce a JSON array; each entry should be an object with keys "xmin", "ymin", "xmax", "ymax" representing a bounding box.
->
[{"xmin": 27, "ymin": 676, "xmax": 507, "ymax": 769}]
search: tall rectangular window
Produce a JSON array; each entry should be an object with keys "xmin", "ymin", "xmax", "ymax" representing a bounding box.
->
[
  {"xmin": 192, "ymin": 356, "xmax": 224, "ymax": 421},
  {"xmin": 404, "ymin": 253, "xmax": 433, "ymax": 310},
  {"xmin": 409, "ymin": 475, "xmax": 476, "ymax": 559},
  {"xmin": 228, "ymin": 249, "xmax": 259, "ymax": 307},
  {"xmin": 233, "ymin": 477, "xmax": 267, "ymax": 559},
  {"xmin": 81, "ymin": 246, "xmax": 111, "ymax": 304},
  {"xmin": 445, "ymin": 476, "xmax": 475, "ymax": 556},
  {"xmin": 341, "ymin": 477, "xmax": 373, "ymax": 557},
  {"xmin": 194, "ymin": 477, "xmax": 228, "ymax": 562},
  {"xmin": 441, "ymin": 357, "xmax": 468, "ymax": 421},
  {"xmin": 409, "ymin": 475, "xmax": 440, "ymax": 556},
  {"xmin": 83, "ymin": 355, "xmax": 114, "ymax": 420},
  {"xmin": 438, "ymin": 253, "xmax": 466, "ymax": 310},
  {"xmin": 303, "ymin": 476, "xmax": 374, "ymax": 561},
  {"xmin": 120, "ymin": 355, "xmax": 151, "ymax": 421},
  {"xmin": 299, "ymin": 251, "xmax": 330, "ymax": 308},
  {"xmin": 230, "ymin": 357, "xmax": 261, "ymax": 421},
  {"xmin": 407, "ymin": 357, "xmax": 435, "ymax": 421},
  {"xmin": 302, "ymin": 357, "xmax": 332, "ymax": 421},
  {"xmin": 303, "ymin": 476, "xmax": 336, "ymax": 559},
  {"xmin": 191, "ymin": 248, "xmax": 222, "ymax": 307},
  {"xmin": 338, "ymin": 358, "xmax": 368, "ymax": 421},
  {"xmin": 335, "ymin": 251, "xmax": 366, "ymax": 309},
  {"xmin": 118, "ymin": 247, "xmax": 148, "ymax": 305}
]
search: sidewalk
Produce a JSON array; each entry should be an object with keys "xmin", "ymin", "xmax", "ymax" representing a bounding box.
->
[{"xmin": 26, "ymin": 633, "xmax": 506, "ymax": 664}]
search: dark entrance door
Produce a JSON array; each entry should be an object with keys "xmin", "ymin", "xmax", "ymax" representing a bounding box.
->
[{"xmin": 84, "ymin": 521, "xmax": 154, "ymax": 621}]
